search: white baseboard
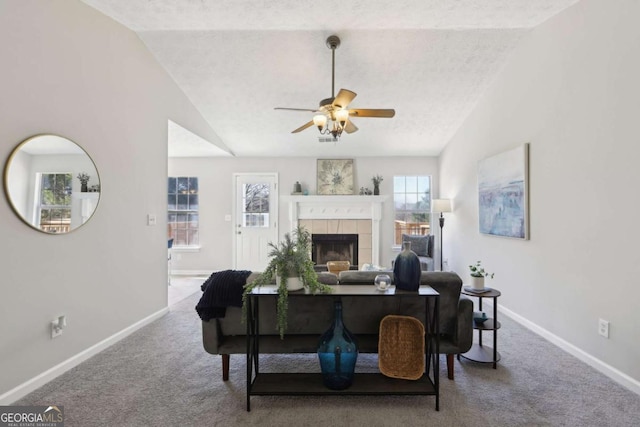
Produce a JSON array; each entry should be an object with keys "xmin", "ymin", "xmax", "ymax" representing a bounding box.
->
[
  {"xmin": 0, "ymin": 307, "xmax": 169, "ymax": 405},
  {"xmin": 496, "ymin": 303, "xmax": 640, "ymax": 396},
  {"xmin": 170, "ymin": 269, "xmax": 213, "ymax": 276}
]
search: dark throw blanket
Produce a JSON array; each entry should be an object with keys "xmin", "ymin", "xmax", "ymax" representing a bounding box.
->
[{"xmin": 195, "ymin": 270, "xmax": 252, "ymax": 321}]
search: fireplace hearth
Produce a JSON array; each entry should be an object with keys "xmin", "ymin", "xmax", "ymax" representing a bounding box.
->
[{"xmin": 312, "ymin": 234, "xmax": 358, "ymax": 268}]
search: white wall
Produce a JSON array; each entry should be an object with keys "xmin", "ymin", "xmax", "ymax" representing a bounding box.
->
[
  {"xmin": 168, "ymin": 156, "xmax": 439, "ymax": 272},
  {"xmin": 439, "ymin": 0, "xmax": 640, "ymax": 388},
  {"xmin": 0, "ymin": 0, "xmax": 225, "ymax": 400}
]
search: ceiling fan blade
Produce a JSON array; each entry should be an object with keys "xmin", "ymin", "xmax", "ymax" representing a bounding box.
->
[
  {"xmin": 332, "ymin": 89, "xmax": 357, "ymax": 109},
  {"xmin": 349, "ymin": 108, "xmax": 395, "ymax": 118},
  {"xmin": 344, "ymin": 120, "xmax": 358, "ymax": 134},
  {"xmin": 292, "ymin": 120, "xmax": 315, "ymax": 133},
  {"xmin": 275, "ymin": 107, "xmax": 319, "ymax": 113}
]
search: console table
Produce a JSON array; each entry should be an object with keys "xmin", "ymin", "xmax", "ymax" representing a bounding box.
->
[
  {"xmin": 245, "ymin": 285, "xmax": 440, "ymax": 411},
  {"xmin": 459, "ymin": 287, "xmax": 501, "ymax": 368}
]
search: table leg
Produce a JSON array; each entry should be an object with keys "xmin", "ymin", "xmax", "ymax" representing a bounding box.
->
[
  {"xmin": 478, "ymin": 297, "xmax": 483, "ymax": 347},
  {"xmin": 246, "ymin": 296, "xmax": 253, "ymax": 411},
  {"xmin": 492, "ymin": 296, "xmax": 497, "ymax": 369}
]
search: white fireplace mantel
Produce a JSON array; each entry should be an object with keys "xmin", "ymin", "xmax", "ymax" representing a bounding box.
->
[{"xmin": 282, "ymin": 195, "xmax": 388, "ymax": 265}]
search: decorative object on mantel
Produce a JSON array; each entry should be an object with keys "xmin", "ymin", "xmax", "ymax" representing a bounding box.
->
[
  {"xmin": 372, "ymin": 174, "xmax": 383, "ymax": 195},
  {"xmin": 292, "ymin": 181, "xmax": 302, "ymax": 195},
  {"xmin": 77, "ymin": 172, "xmax": 90, "ymax": 192},
  {"xmin": 317, "ymin": 300, "xmax": 358, "ymax": 390},
  {"xmin": 468, "ymin": 260, "xmax": 494, "ymax": 290},
  {"xmin": 432, "ymin": 199, "xmax": 452, "ymax": 271},
  {"xmin": 317, "ymin": 159, "xmax": 354, "ymax": 195},
  {"xmin": 359, "ymin": 187, "xmax": 372, "ymax": 195},
  {"xmin": 242, "ymin": 226, "xmax": 332, "ymax": 338},
  {"xmin": 393, "ymin": 241, "xmax": 421, "ymax": 291},
  {"xmin": 478, "ymin": 143, "xmax": 529, "ymax": 239}
]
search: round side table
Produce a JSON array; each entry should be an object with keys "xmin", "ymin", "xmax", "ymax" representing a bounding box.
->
[{"xmin": 459, "ymin": 286, "xmax": 501, "ymax": 368}]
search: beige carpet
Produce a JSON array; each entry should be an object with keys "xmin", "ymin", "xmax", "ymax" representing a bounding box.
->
[{"xmin": 16, "ymin": 287, "xmax": 640, "ymax": 426}]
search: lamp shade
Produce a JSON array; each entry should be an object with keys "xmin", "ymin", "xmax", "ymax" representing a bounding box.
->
[
  {"xmin": 432, "ymin": 199, "xmax": 452, "ymax": 213},
  {"xmin": 313, "ymin": 114, "xmax": 327, "ymax": 128},
  {"xmin": 335, "ymin": 109, "xmax": 349, "ymax": 126}
]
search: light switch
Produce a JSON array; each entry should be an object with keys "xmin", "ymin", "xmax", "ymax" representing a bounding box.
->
[{"xmin": 147, "ymin": 214, "xmax": 157, "ymax": 226}]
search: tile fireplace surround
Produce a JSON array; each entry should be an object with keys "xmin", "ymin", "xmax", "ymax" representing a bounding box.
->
[{"xmin": 283, "ymin": 195, "xmax": 387, "ymax": 267}]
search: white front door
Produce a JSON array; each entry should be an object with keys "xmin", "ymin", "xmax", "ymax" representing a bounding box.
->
[{"xmin": 233, "ymin": 173, "xmax": 278, "ymax": 271}]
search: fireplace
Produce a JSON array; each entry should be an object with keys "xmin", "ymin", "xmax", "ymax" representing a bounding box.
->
[
  {"xmin": 285, "ymin": 195, "xmax": 386, "ymax": 267},
  {"xmin": 312, "ymin": 234, "xmax": 358, "ymax": 268}
]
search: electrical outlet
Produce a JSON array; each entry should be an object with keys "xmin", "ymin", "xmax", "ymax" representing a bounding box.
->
[
  {"xmin": 51, "ymin": 315, "xmax": 66, "ymax": 339},
  {"xmin": 598, "ymin": 319, "xmax": 610, "ymax": 338},
  {"xmin": 147, "ymin": 214, "xmax": 157, "ymax": 226}
]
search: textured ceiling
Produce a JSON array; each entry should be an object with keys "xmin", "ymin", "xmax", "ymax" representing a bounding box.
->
[{"xmin": 82, "ymin": 0, "xmax": 580, "ymax": 157}]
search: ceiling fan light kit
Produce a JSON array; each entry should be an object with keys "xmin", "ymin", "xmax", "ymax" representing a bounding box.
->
[{"xmin": 275, "ymin": 35, "xmax": 395, "ymax": 140}]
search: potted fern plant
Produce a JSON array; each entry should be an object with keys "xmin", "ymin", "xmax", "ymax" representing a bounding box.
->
[{"xmin": 243, "ymin": 225, "xmax": 332, "ymax": 337}]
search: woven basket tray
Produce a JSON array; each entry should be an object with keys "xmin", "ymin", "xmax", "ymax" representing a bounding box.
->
[{"xmin": 378, "ymin": 315, "xmax": 425, "ymax": 380}]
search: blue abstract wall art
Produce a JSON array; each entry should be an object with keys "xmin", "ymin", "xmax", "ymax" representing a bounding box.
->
[{"xmin": 478, "ymin": 144, "xmax": 529, "ymax": 239}]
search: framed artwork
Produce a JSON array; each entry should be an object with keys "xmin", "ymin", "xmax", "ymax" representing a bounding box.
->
[
  {"xmin": 317, "ymin": 159, "xmax": 354, "ymax": 195},
  {"xmin": 478, "ymin": 143, "xmax": 529, "ymax": 239}
]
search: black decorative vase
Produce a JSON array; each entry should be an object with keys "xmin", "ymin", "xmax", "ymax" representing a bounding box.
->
[
  {"xmin": 81, "ymin": 183, "xmax": 88, "ymax": 192},
  {"xmin": 373, "ymin": 185, "xmax": 380, "ymax": 195},
  {"xmin": 317, "ymin": 301, "xmax": 358, "ymax": 390},
  {"xmin": 393, "ymin": 241, "xmax": 421, "ymax": 291}
]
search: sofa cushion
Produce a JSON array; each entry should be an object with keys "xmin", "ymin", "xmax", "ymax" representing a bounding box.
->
[
  {"xmin": 339, "ymin": 270, "xmax": 394, "ymax": 284},
  {"xmin": 317, "ymin": 272, "xmax": 339, "ymax": 285},
  {"xmin": 245, "ymin": 271, "xmax": 338, "ymax": 285},
  {"xmin": 402, "ymin": 234, "xmax": 431, "ymax": 257}
]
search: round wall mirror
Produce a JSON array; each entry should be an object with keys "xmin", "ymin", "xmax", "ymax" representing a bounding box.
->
[{"xmin": 3, "ymin": 134, "xmax": 101, "ymax": 234}]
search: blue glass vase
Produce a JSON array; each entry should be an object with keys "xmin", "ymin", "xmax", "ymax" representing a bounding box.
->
[
  {"xmin": 393, "ymin": 241, "xmax": 421, "ymax": 291},
  {"xmin": 317, "ymin": 301, "xmax": 358, "ymax": 390}
]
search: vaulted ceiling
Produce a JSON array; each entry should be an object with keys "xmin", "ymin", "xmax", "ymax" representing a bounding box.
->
[{"xmin": 82, "ymin": 0, "xmax": 580, "ymax": 157}]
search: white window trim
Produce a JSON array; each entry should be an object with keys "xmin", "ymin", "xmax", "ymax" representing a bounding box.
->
[{"xmin": 172, "ymin": 246, "xmax": 201, "ymax": 253}]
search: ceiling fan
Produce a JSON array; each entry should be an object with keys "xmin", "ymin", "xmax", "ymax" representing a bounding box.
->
[{"xmin": 275, "ymin": 35, "xmax": 395, "ymax": 139}]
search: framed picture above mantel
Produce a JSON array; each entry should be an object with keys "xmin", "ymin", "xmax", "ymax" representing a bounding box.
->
[
  {"xmin": 316, "ymin": 159, "xmax": 354, "ymax": 195},
  {"xmin": 477, "ymin": 143, "xmax": 529, "ymax": 240}
]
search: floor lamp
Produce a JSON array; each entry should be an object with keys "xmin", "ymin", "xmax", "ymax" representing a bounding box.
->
[{"xmin": 432, "ymin": 199, "xmax": 452, "ymax": 271}]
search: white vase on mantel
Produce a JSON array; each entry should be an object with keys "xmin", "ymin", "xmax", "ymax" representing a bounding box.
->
[{"xmin": 470, "ymin": 275, "xmax": 485, "ymax": 290}]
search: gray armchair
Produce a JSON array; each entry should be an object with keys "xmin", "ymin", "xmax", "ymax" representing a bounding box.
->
[{"xmin": 391, "ymin": 234, "xmax": 434, "ymax": 271}]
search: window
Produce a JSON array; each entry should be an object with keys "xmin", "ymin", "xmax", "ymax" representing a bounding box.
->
[
  {"xmin": 168, "ymin": 177, "xmax": 199, "ymax": 247},
  {"xmin": 393, "ymin": 175, "xmax": 431, "ymax": 245},
  {"xmin": 38, "ymin": 173, "xmax": 72, "ymax": 233},
  {"xmin": 242, "ymin": 183, "xmax": 270, "ymax": 227}
]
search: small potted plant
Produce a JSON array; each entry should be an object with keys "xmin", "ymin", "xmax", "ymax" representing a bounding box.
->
[
  {"xmin": 77, "ymin": 172, "xmax": 90, "ymax": 192},
  {"xmin": 372, "ymin": 175, "xmax": 383, "ymax": 195},
  {"xmin": 469, "ymin": 260, "xmax": 494, "ymax": 290},
  {"xmin": 243, "ymin": 225, "xmax": 332, "ymax": 338}
]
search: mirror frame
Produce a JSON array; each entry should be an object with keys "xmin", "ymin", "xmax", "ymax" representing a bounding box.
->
[{"xmin": 3, "ymin": 134, "xmax": 101, "ymax": 234}]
